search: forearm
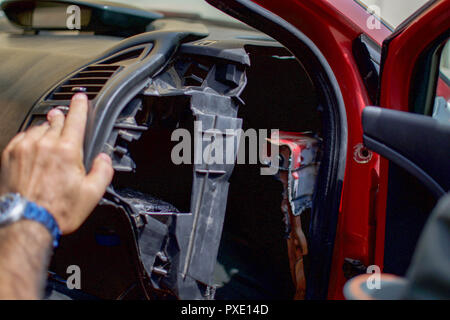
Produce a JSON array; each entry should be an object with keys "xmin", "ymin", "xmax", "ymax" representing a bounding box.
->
[{"xmin": 0, "ymin": 220, "xmax": 52, "ymax": 299}]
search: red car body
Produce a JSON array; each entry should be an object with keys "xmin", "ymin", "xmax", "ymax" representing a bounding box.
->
[{"xmin": 214, "ymin": 0, "xmax": 449, "ymax": 299}]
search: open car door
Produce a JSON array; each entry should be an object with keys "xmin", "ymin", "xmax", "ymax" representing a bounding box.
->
[
  {"xmin": 207, "ymin": 0, "xmax": 449, "ymax": 299},
  {"xmin": 362, "ymin": 0, "xmax": 449, "ymax": 278}
]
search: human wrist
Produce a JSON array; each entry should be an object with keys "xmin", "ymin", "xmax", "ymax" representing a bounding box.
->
[
  {"xmin": 0, "ymin": 219, "xmax": 52, "ymax": 249},
  {"xmin": 0, "ymin": 219, "xmax": 53, "ymax": 299}
]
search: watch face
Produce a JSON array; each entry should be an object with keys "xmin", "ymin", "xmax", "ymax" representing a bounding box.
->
[{"xmin": 0, "ymin": 193, "xmax": 25, "ymax": 225}]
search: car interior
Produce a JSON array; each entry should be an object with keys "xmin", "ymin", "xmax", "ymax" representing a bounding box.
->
[{"xmin": 0, "ymin": 0, "xmax": 345, "ymax": 300}]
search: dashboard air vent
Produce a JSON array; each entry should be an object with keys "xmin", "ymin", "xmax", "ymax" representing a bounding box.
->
[
  {"xmin": 47, "ymin": 45, "xmax": 149, "ymax": 102},
  {"xmin": 49, "ymin": 65, "xmax": 120, "ymax": 101}
]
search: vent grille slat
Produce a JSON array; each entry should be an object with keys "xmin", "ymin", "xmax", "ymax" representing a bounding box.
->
[
  {"xmin": 59, "ymin": 85, "xmax": 103, "ymax": 93},
  {"xmin": 67, "ymin": 77, "xmax": 110, "ymax": 85},
  {"xmin": 52, "ymin": 93, "xmax": 98, "ymax": 100},
  {"xmin": 78, "ymin": 70, "xmax": 116, "ymax": 77},
  {"xmin": 85, "ymin": 65, "xmax": 120, "ymax": 71}
]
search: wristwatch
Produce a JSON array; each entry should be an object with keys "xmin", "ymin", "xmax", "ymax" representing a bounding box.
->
[{"xmin": 0, "ymin": 193, "xmax": 61, "ymax": 248}]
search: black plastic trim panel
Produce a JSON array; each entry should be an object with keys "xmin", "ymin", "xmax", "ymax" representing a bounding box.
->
[
  {"xmin": 362, "ymin": 106, "xmax": 450, "ymax": 197},
  {"xmin": 353, "ymin": 34, "xmax": 381, "ymax": 104}
]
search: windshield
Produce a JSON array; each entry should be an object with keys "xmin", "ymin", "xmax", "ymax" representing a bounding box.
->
[
  {"xmin": 0, "ymin": 0, "xmax": 242, "ymax": 27},
  {"xmin": 107, "ymin": 0, "xmax": 240, "ymax": 24},
  {"xmin": 355, "ymin": 0, "xmax": 430, "ymax": 30}
]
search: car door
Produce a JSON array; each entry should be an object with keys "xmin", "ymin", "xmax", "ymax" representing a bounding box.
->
[{"xmin": 361, "ymin": 0, "xmax": 449, "ymax": 278}]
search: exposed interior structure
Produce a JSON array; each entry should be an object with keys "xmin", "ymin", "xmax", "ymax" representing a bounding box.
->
[{"xmin": 47, "ymin": 43, "xmax": 323, "ymax": 299}]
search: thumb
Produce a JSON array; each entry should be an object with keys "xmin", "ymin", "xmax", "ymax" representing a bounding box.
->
[{"xmin": 83, "ymin": 153, "xmax": 114, "ymax": 201}]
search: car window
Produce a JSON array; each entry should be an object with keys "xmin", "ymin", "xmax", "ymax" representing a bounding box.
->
[
  {"xmin": 108, "ymin": 0, "xmax": 241, "ymax": 24},
  {"xmin": 433, "ymin": 40, "xmax": 450, "ymax": 124},
  {"xmin": 355, "ymin": 0, "xmax": 430, "ymax": 30}
]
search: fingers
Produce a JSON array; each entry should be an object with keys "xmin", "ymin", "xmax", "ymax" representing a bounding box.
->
[
  {"xmin": 1, "ymin": 132, "xmax": 26, "ymax": 165},
  {"xmin": 4, "ymin": 132, "xmax": 26, "ymax": 154},
  {"xmin": 61, "ymin": 93, "xmax": 88, "ymax": 148},
  {"xmin": 24, "ymin": 122, "xmax": 50, "ymax": 141},
  {"xmin": 82, "ymin": 153, "xmax": 114, "ymax": 201},
  {"xmin": 45, "ymin": 108, "xmax": 65, "ymax": 138}
]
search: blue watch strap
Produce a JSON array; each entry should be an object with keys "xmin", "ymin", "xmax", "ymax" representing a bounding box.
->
[{"xmin": 23, "ymin": 202, "xmax": 61, "ymax": 248}]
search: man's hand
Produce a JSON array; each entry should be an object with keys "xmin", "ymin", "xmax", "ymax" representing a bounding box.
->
[
  {"xmin": 0, "ymin": 93, "xmax": 114, "ymax": 234},
  {"xmin": 0, "ymin": 93, "xmax": 114, "ymax": 299}
]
